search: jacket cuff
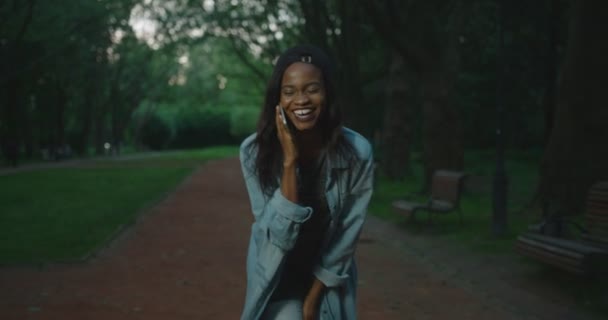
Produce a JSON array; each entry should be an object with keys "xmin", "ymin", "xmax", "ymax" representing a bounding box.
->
[
  {"xmin": 313, "ymin": 265, "xmax": 349, "ymax": 287},
  {"xmin": 270, "ymin": 188, "xmax": 312, "ymax": 222}
]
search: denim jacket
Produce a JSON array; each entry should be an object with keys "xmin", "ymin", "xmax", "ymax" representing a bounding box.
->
[{"xmin": 239, "ymin": 127, "xmax": 374, "ymax": 320}]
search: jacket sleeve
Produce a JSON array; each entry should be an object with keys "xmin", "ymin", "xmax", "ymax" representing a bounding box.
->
[
  {"xmin": 239, "ymin": 140, "xmax": 312, "ymax": 252},
  {"xmin": 313, "ymin": 144, "xmax": 374, "ymax": 287}
]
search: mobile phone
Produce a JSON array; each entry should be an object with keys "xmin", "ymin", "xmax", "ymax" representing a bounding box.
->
[
  {"xmin": 279, "ymin": 106, "xmax": 287, "ymax": 125},
  {"xmin": 278, "ymin": 105, "xmax": 297, "ymax": 134}
]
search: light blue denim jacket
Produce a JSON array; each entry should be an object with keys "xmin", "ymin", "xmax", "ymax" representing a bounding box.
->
[{"xmin": 239, "ymin": 127, "xmax": 374, "ymax": 320}]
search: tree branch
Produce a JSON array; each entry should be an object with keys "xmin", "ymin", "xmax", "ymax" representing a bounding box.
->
[
  {"xmin": 227, "ymin": 35, "xmax": 268, "ymax": 88},
  {"xmin": 362, "ymin": 1, "xmax": 432, "ymax": 73},
  {"xmin": 14, "ymin": 0, "xmax": 36, "ymax": 44}
]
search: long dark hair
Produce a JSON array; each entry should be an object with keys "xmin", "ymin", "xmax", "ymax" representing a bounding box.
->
[{"xmin": 250, "ymin": 45, "xmax": 355, "ymax": 196}]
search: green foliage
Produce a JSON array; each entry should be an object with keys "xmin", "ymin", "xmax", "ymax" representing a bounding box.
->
[
  {"xmin": 2, "ymin": 0, "xmax": 567, "ymax": 163},
  {"xmin": 230, "ymin": 107, "xmax": 260, "ymax": 142},
  {"xmin": 170, "ymin": 108, "xmax": 233, "ymax": 149},
  {"xmin": 133, "ymin": 102, "xmax": 259, "ymax": 150},
  {"xmin": 140, "ymin": 112, "xmax": 172, "ymax": 150}
]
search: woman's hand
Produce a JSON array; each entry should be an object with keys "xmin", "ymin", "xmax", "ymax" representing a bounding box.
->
[{"xmin": 275, "ymin": 105, "xmax": 298, "ymax": 166}]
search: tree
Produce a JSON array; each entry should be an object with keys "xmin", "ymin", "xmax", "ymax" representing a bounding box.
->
[
  {"xmin": 364, "ymin": 1, "xmax": 467, "ymax": 184},
  {"xmin": 0, "ymin": 0, "xmax": 36, "ymax": 165},
  {"xmin": 296, "ymin": 0, "xmax": 375, "ymax": 137},
  {"xmin": 0, "ymin": 0, "xmax": 140, "ymax": 160},
  {"xmin": 539, "ymin": 0, "xmax": 608, "ymax": 215}
]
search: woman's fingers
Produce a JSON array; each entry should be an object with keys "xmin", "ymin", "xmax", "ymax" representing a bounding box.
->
[{"xmin": 275, "ymin": 106, "xmax": 283, "ymax": 133}]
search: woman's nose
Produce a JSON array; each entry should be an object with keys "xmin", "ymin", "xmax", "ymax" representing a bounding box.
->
[{"xmin": 294, "ymin": 91, "xmax": 310, "ymax": 105}]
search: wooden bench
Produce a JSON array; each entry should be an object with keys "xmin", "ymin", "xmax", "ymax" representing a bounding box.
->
[
  {"xmin": 515, "ymin": 181, "xmax": 608, "ymax": 276},
  {"xmin": 392, "ymin": 170, "xmax": 467, "ymax": 224}
]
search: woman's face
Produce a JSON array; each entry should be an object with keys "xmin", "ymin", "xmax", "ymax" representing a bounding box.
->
[{"xmin": 279, "ymin": 62, "xmax": 326, "ymax": 132}]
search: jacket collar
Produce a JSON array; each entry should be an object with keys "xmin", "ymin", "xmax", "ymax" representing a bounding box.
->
[{"xmin": 327, "ymin": 150, "xmax": 350, "ymax": 170}]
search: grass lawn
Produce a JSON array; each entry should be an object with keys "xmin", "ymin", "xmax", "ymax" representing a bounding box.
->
[
  {"xmin": 369, "ymin": 148, "xmax": 542, "ymax": 252},
  {"xmin": 0, "ymin": 146, "xmax": 239, "ymax": 264}
]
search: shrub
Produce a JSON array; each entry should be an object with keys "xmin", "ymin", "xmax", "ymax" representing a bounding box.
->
[
  {"xmin": 230, "ymin": 107, "xmax": 259, "ymax": 142},
  {"xmin": 170, "ymin": 108, "xmax": 233, "ymax": 149},
  {"xmin": 140, "ymin": 112, "xmax": 171, "ymax": 150}
]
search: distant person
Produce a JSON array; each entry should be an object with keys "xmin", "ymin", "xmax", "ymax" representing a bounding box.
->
[{"xmin": 239, "ymin": 45, "xmax": 374, "ymax": 319}]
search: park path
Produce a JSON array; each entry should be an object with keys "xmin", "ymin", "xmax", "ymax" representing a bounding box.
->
[{"xmin": 0, "ymin": 158, "xmax": 597, "ymax": 319}]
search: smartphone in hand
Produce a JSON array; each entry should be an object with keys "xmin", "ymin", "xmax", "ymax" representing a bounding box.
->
[
  {"xmin": 279, "ymin": 106, "xmax": 288, "ymax": 125},
  {"xmin": 278, "ymin": 105, "xmax": 297, "ymax": 134}
]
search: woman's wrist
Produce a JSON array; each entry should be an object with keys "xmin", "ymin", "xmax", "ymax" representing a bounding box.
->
[
  {"xmin": 306, "ymin": 278, "xmax": 325, "ymax": 302},
  {"xmin": 283, "ymin": 159, "xmax": 297, "ymax": 168}
]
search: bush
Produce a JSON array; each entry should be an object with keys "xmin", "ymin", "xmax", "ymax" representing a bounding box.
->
[
  {"xmin": 230, "ymin": 107, "xmax": 259, "ymax": 142},
  {"xmin": 140, "ymin": 112, "xmax": 171, "ymax": 150},
  {"xmin": 170, "ymin": 108, "xmax": 233, "ymax": 149}
]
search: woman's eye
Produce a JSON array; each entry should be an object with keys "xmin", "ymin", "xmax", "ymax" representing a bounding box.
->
[
  {"xmin": 282, "ymin": 90, "xmax": 294, "ymax": 96},
  {"xmin": 307, "ymin": 87, "xmax": 320, "ymax": 94}
]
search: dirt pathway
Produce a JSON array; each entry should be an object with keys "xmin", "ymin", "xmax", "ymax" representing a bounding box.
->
[{"xmin": 0, "ymin": 158, "xmax": 597, "ymax": 319}]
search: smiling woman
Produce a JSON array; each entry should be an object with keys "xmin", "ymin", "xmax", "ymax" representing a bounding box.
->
[{"xmin": 239, "ymin": 45, "xmax": 374, "ymax": 320}]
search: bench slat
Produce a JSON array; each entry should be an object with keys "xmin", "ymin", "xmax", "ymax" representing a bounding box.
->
[
  {"xmin": 587, "ymin": 211, "xmax": 608, "ymax": 221},
  {"xmin": 521, "ymin": 233, "xmax": 608, "ymax": 254},
  {"xmin": 516, "ymin": 243, "xmax": 586, "ymax": 274},
  {"xmin": 517, "ymin": 236, "xmax": 584, "ymax": 259},
  {"xmin": 582, "ymin": 234, "xmax": 608, "ymax": 249},
  {"xmin": 587, "ymin": 204, "xmax": 608, "ymax": 213}
]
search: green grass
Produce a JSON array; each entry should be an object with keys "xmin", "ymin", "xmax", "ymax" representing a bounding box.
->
[
  {"xmin": 370, "ymin": 148, "xmax": 608, "ymax": 317},
  {"xmin": 89, "ymin": 146, "xmax": 241, "ymax": 167},
  {"xmin": 370, "ymin": 148, "xmax": 542, "ymax": 253},
  {"xmin": 0, "ymin": 145, "xmax": 239, "ymax": 264}
]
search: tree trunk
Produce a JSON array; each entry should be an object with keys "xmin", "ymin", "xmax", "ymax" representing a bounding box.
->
[
  {"xmin": 335, "ymin": 0, "xmax": 369, "ymax": 137},
  {"xmin": 55, "ymin": 85, "xmax": 67, "ymax": 154},
  {"xmin": 1, "ymin": 51, "xmax": 21, "ymax": 166},
  {"xmin": 111, "ymin": 98, "xmax": 120, "ymax": 156},
  {"xmin": 1, "ymin": 80, "xmax": 21, "ymax": 166},
  {"xmin": 381, "ymin": 51, "xmax": 415, "ymax": 180},
  {"xmin": 541, "ymin": 0, "xmax": 560, "ymax": 145},
  {"xmin": 420, "ymin": 4, "xmax": 465, "ymax": 190},
  {"xmin": 364, "ymin": 1, "xmax": 466, "ymax": 187},
  {"xmin": 420, "ymin": 69, "xmax": 464, "ymax": 189},
  {"xmin": 94, "ymin": 103, "xmax": 106, "ymax": 156},
  {"xmin": 297, "ymin": 0, "xmax": 370, "ymax": 137},
  {"xmin": 539, "ymin": 0, "xmax": 608, "ymax": 215},
  {"xmin": 23, "ymin": 95, "xmax": 34, "ymax": 158},
  {"xmin": 76, "ymin": 86, "xmax": 94, "ymax": 156}
]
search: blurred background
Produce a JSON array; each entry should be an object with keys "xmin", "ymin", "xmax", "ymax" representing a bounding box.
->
[
  {"xmin": 2, "ymin": 1, "xmax": 608, "ymax": 221},
  {"xmin": 2, "ymin": 0, "xmax": 606, "ymax": 218},
  {"xmin": 1, "ymin": 0, "xmax": 608, "ymax": 315}
]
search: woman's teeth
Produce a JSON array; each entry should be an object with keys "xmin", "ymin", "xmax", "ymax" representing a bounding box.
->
[{"xmin": 293, "ymin": 109, "xmax": 313, "ymax": 116}]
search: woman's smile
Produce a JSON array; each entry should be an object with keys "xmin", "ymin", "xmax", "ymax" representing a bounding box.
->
[{"xmin": 291, "ymin": 107, "xmax": 317, "ymax": 122}]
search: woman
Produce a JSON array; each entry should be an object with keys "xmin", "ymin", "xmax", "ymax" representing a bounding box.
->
[{"xmin": 239, "ymin": 45, "xmax": 374, "ymax": 319}]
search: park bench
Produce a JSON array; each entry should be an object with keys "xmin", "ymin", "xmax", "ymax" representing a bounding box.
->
[
  {"xmin": 392, "ymin": 170, "xmax": 467, "ymax": 224},
  {"xmin": 515, "ymin": 181, "xmax": 608, "ymax": 276}
]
